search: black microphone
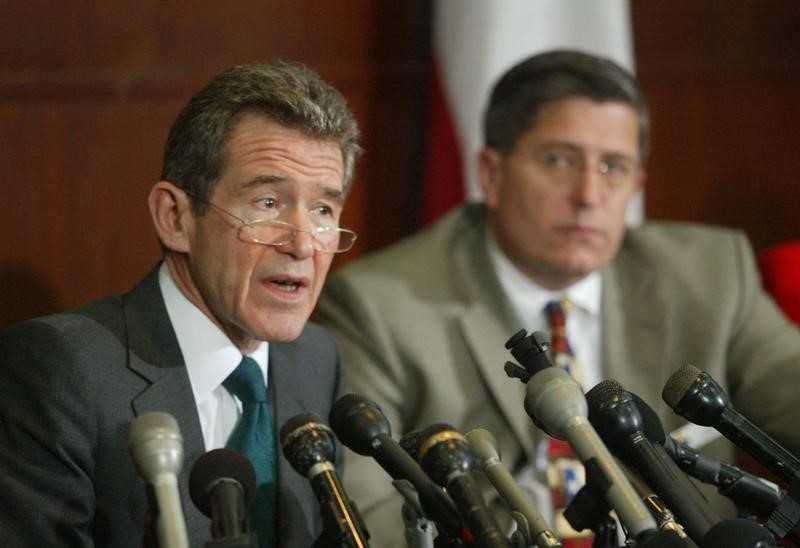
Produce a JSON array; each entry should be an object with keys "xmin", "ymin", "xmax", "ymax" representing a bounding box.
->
[
  {"xmin": 586, "ymin": 380, "xmax": 720, "ymax": 542},
  {"xmin": 620, "ymin": 461, "xmax": 690, "ymax": 540},
  {"xmin": 401, "ymin": 423, "xmax": 511, "ymax": 548},
  {"xmin": 279, "ymin": 412, "xmax": 370, "ymax": 547},
  {"xmin": 328, "ymin": 393, "xmax": 471, "ymax": 545},
  {"xmin": 629, "ymin": 389, "xmax": 783, "ymax": 519},
  {"xmin": 465, "ymin": 428, "xmax": 561, "ymax": 548},
  {"xmin": 188, "ymin": 448, "xmax": 257, "ymax": 546},
  {"xmin": 506, "ymin": 330, "xmax": 658, "ymax": 540},
  {"xmin": 129, "ymin": 411, "xmax": 190, "ymax": 548},
  {"xmin": 662, "ymin": 438, "xmax": 783, "ymax": 519},
  {"xmin": 662, "ymin": 364, "xmax": 800, "ymax": 484}
]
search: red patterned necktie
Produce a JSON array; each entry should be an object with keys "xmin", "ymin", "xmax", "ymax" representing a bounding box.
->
[
  {"xmin": 545, "ymin": 299, "xmax": 584, "ymax": 387},
  {"xmin": 544, "ymin": 299, "xmax": 592, "ymax": 547}
]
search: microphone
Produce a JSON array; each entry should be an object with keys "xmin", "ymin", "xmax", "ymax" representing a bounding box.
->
[
  {"xmin": 129, "ymin": 411, "xmax": 190, "ymax": 548},
  {"xmin": 662, "ymin": 364, "xmax": 800, "ymax": 484},
  {"xmin": 663, "ymin": 438, "xmax": 782, "ymax": 519},
  {"xmin": 401, "ymin": 423, "xmax": 511, "ymax": 548},
  {"xmin": 629, "ymin": 389, "xmax": 782, "ymax": 519},
  {"xmin": 328, "ymin": 394, "xmax": 470, "ymax": 545},
  {"xmin": 279, "ymin": 412, "xmax": 370, "ymax": 548},
  {"xmin": 188, "ymin": 448, "xmax": 257, "ymax": 546},
  {"xmin": 586, "ymin": 379, "xmax": 720, "ymax": 542},
  {"xmin": 620, "ymin": 461, "xmax": 690, "ymax": 539},
  {"xmin": 506, "ymin": 329, "xmax": 657, "ymax": 540},
  {"xmin": 465, "ymin": 428, "xmax": 561, "ymax": 548}
]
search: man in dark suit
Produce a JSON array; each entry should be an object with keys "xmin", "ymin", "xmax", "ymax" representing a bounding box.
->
[
  {"xmin": 0, "ymin": 60, "xmax": 361, "ymax": 547},
  {"xmin": 317, "ymin": 50, "xmax": 800, "ymax": 546}
]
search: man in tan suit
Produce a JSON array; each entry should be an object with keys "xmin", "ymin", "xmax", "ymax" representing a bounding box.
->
[{"xmin": 317, "ymin": 50, "xmax": 800, "ymax": 547}]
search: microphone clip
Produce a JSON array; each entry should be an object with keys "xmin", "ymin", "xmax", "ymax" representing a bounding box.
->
[
  {"xmin": 503, "ymin": 329, "xmax": 553, "ymax": 383},
  {"xmin": 563, "ymin": 458, "xmax": 614, "ymax": 537},
  {"xmin": 765, "ymin": 473, "xmax": 800, "ymax": 543},
  {"xmin": 503, "ymin": 361, "xmax": 531, "ymax": 384}
]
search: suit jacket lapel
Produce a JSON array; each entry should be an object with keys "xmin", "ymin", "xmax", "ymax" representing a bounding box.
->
[
  {"xmin": 452, "ymin": 208, "xmax": 538, "ymax": 457},
  {"xmin": 121, "ymin": 266, "xmax": 209, "ymax": 540},
  {"xmin": 603, "ymin": 235, "xmax": 670, "ymax": 409},
  {"xmin": 459, "ymin": 306, "xmax": 536, "ymax": 456},
  {"xmin": 269, "ymin": 342, "xmax": 309, "ymax": 482},
  {"xmin": 269, "ymin": 341, "xmax": 328, "ymax": 547}
]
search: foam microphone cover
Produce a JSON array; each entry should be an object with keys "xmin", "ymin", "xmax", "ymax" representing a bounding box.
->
[
  {"xmin": 399, "ymin": 428, "xmax": 428, "ymax": 461},
  {"xmin": 279, "ymin": 412, "xmax": 336, "ymax": 476},
  {"xmin": 662, "ymin": 364, "xmax": 728, "ymax": 426},
  {"xmin": 188, "ymin": 448, "xmax": 256, "ymax": 517},
  {"xmin": 328, "ymin": 393, "xmax": 390, "ymax": 454}
]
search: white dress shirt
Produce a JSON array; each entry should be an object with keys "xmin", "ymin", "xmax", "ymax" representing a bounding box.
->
[
  {"xmin": 487, "ymin": 234, "xmax": 604, "ymax": 390},
  {"xmin": 158, "ymin": 263, "xmax": 269, "ymax": 451}
]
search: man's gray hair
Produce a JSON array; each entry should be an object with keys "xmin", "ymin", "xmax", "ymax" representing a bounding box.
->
[{"xmin": 161, "ymin": 61, "xmax": 362, "ymax": 214}]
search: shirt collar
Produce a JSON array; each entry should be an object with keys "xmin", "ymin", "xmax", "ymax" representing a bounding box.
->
[
  {"xmin": 158, "ymin": 263, "xmax": 269, "ymax": 404},
  {"xmin": 487, "ymin": 233, "xmax": 602, "ymax": 325}
]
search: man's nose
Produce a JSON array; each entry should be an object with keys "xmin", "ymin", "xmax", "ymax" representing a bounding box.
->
[
  {"xmin": 570, "ymin": 163, "xmax": 605, "ymax": 206},
  {"xmin": 278, "ymin": 210, "xmax": 317, "ymax": 259}
]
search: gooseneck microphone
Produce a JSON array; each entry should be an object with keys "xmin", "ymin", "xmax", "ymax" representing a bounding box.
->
[
  {"xmin": 662, "ymin": 438, "xmax": 782, "ymax": 519},
  {"xmin": 279, "ymin": 412, "xmax": 370, "ymax": 548},
  {"xmin": 328, "ymin": 394, "xmax": 470, "ymax": 545},
  {"xmin": 662, "ymin": 364, "xmax": 800, "ymax": 484},
  {"xmin": 465, "ymin": 428, "xmax": 561, "ymax": 548},
  {"xmin": 506, "ymin": 330, "xmax": 657, "ymax": 540},
  {"xmin": 401, "ymin": 424, "xmax": 511, "ymax": 548},
  {"xmin": 129, "ymin": 411, "xmax": 190, "ymax": 548},
  {"xmin": 188, "ymin": 448, "xmax": 257, "ymax": 546},
  {"xmin": 628, "ymin": 386, "xmax": 783, "ymax": 519},
  {"xmin": 586, "ymin": 380, "xmax": 719, "ymax": 542}
]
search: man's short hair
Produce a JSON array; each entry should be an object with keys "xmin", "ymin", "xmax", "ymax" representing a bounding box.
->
[
  {"xmin": 484, "ymin": 49, "xmax": 650, "ymax": 162},
  {"xmin": 161, "ymin": 61, "xmax": 361, "ymax": 214}
]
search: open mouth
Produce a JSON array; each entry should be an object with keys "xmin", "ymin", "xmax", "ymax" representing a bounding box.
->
[{"xmin": 271, "ymin": 280, "xmax": 301, "ymax": 292}]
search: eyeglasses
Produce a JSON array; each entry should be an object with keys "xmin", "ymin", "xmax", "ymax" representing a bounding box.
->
[
  {"xmin": 196, "ymin": 198, "xmax": 357, "ymax": 253},
  {"xmin": 532, "ymin": 145, "xmax": 640, "ymax": 191}
]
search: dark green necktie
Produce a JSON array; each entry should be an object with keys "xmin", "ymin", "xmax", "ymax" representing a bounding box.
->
[{"xmin": 223, "ymin": 356, "xmax": 277, "ymax": 548}]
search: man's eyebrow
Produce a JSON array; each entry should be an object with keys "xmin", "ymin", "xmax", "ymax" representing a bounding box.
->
[
  {"xmin": 602, "ymin": 151, "xmax": 638, "ymax": 162},
  {"xmin": 241, "ymin": 175, "xmax": 288, "ymax": 190},
  {"xmin": 537, "ymin": 141, "xmax": 582, "ymax": 152},
  {"xmin": 321, "ymin": 186, "xmax": 345, "ymax": 206}
]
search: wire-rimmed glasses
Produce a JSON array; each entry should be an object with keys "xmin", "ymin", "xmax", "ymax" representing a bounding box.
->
[{"xmin": 195, "ymin": 198, "xmax": 357, "ymax": 253}]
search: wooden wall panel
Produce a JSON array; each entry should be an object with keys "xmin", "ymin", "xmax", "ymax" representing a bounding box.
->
[
  {"xmin": 632, "ymin": 1, "xmax": 800, "ymax": 251},
  {"xmin": 2, "ymin": 2, "xmax": 799, "ymax": 330},
  {"xmin": 0, "ymin": 1, "xmax": 430, "ymax": 328}
]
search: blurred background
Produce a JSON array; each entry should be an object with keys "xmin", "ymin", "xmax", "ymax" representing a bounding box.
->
[{"xmin": 2, "ymin": 1, "xmax": 799, "ymax": 328}]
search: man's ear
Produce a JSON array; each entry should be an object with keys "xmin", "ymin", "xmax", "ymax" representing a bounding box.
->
[
  {"xmin": 148, "ymin": 181, "xmax": 193, "ymax": 253},
  {"xmin": 477, "ymin": 147, "xmax": 503, "ymax": 209}
]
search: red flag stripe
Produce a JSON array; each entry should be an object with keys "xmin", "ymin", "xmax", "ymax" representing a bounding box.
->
[{"xmin": 422, "ymin": 56, "xmax": 465, "ymax": 226}]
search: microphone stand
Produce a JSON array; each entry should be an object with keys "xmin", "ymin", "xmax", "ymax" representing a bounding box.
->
[
  {"xmin": 765, "ymin": 472, "xmax": 800, "ymax": 543},
  {"xmin": 562, "ymin": 461, "xmax": 618, "ymax": 548},
  {"xmin": 394, "ymin": 479, "xmax": 436, "ymax": 548},
  {"xmin": 309, "ymin": 486, "xmax": 371, "ymax": 548},
  {"xmin": 394, "ymin": 478, "xmax": 466, "ymax": 547},
  {"xmin": 392, "ymin": 479, "xmax": 467, "ymax": 547}
]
